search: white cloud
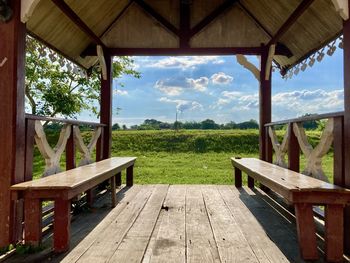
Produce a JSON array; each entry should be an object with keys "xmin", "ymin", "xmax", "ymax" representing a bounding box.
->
[
  {"xmin": 114, "ymin": 89, "xmax": 128, "ymax": 96},
  {"xmin": 154, "ymin": 80, "xmax": 183, "ymax": 96},
  {"xmin": 148, "ymin": 56, "xmax": 224, "ymax": 69},
  {"xmin": 212, "ymin": 89, "xmax": 344, "ymax": 117},
  {"xmin": 159, "ymin": 97, "xmax": 203, "ymax": 112},
  {"xmin": 211, "ymin": 72, "xmax": 233, "ymax": 85},
  {"xmin": 186, "ymin": 77, "xmax": 209, "ymax": 92}
]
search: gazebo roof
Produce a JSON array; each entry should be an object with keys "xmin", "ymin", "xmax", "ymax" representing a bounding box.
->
[{"xmin": 26, "ymin": 0, "xmax": 343, "ymax": 74}]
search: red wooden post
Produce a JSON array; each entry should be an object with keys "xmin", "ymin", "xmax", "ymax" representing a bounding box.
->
[
  {"xmin": 126, "ymin": 165, "xmax": 134, "ymax": 186},
  {"xmin": 65, "ymin": 125, "xmax": 76, "ymax": 170},
  {"xmin": 333, "ymin": 116, "xmax": 344, "ymax": 186},
  {"xmin": 259, "ymin": 45, "xmax": 272, "ymax": 163},
  {"xmin": 116, "ymin": 172, "xmax": 122, "ymax": 186},
  {"xmin": 294, "ymin": 203, "xmax": 318, "ymax": 260},
  {"xmin": 325, "ymin": 204, "xmax": 344, "ymax": 262},
  {"xmin": 54, "ymin": 199, "xmax": 71, "ymax": 252},
  {"xmin": 100, "ymin": 51, "xmax": 113, "ymax": 160},
  {"xmin": 0, "ymin": 0, "xmax": 26, "ymax": 246},
  {"xmin": 25, "ymin": 119, "xmax": 36, "ymax": 182},
  {"xmin": 24, "ymin": 198, "xmax": 42, "ymax": 246},
  {"xmin": 343, "ymin": 1, "xmax": 350, "ymax": 254},
  {"xmin": 288, "ymin": 122, "xmax": 300, "ymax": 172},
  {"xmin": 234, "ymin": 167, "xmax": 242, "ymax": 187},
  {"xmin": 96, "ymin": 128, "xmax": 104, "ymax": 162}
]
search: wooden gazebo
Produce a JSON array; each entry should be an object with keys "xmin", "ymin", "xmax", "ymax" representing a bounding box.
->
[{"xmin": 1, "ymin": 0, "xmax": 350, "ymax": 262}]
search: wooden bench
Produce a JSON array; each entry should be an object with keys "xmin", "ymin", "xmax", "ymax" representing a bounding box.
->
[
  {"xmin": 231, "ymin": 157, "xmax": 350, "ymax": 262},
  {"xmin": 11, "ymin": 157, "xmax": 136, "ymax": 253}
]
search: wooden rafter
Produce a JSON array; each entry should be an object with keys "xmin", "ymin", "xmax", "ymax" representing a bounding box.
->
[
  {"xmin": 51, "ymin": 0, "xmax": 105, "ymax": 48},
  {"xmin": 331, "ymin": 0, "xmax": 349, "ymax": 20},
  {"xmin": 180, "ymin": 0, "xmax": 191, "ymax": 48},
  {"xmin": 100, "ymin": 1, "xmax": 134, "ymax": 38},
  {"xmin": 268, "ymin": 0, "xmax": 315, "ymax": 46},
  {"xmin": 134, "ymin": 0, "xmax": 179, "ymax": 36},
  {"xmin": 82, "ymin": 44, "xmax": 294, "ymax": 57},
  {"xmin": 190, "ymin": 0, "xmax": 238, "ymax": 37}
]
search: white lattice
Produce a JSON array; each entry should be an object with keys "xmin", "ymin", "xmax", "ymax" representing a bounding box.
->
[
  {"xmin": 74, "ymin": 126, "xmax": 102, "ymax": 166},
  {"xmin": 268, "ymin": 124, "xmax": 290, "ymax": 168},
  {"xmin": 293, "ymin": 119, "xmax": 334, "ymax": 182},
  {"xmin": 34, "ymin": 121, "xmax": 71, "ymax": 176}
]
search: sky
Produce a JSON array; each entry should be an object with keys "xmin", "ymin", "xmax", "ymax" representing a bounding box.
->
[{"xmin": 82, "ymin": 46, "xmax": 344, "ymax": 127}]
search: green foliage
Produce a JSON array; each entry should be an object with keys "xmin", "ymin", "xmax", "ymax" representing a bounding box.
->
[
  {"xmin": 25, "ymin": 36, "xmax": 140, "ymax": 118},
  {"xmin": 112, "ymin": 123, "xmax": 120, "ymax": 130}
]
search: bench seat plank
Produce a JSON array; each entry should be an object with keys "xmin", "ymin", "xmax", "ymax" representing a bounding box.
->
[
  {"xmin": 231, "ymin": 158, "xmax": 350, "ymax": 203},
  {"xmin": 11, "ymin": 157, "xmax": 136, "ymax": 191}
]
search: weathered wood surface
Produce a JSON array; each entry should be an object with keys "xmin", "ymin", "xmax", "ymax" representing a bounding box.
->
[
  {"xmin": 231, "ymin": 158, "xmax": 350, "ymax": 200},
  {"xmin": 10, "ymin": 157, "xmax": 136, "ymax": 190},
  {"xmin": 8, "ymin": 185, "xmax": 330, "ymax": 263}
]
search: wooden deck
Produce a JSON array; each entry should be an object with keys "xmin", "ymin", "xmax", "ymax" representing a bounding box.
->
[{"xmin": 7, "ymin": 185, "xmax": 332, "ymax": 263}]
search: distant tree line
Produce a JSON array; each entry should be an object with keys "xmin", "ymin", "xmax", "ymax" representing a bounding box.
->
[{"xmin": 112, "ymin": 119, "xmax": 259, "ymax": 130}]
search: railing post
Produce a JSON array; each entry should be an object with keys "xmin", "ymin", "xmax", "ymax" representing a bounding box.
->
[
  {"xmin": 65, "ymin": 125, "xmax": 75, "ymax": 170},
  {"xmin": 96, "ymin": 127, "xmax": 104, "ymax": 162},
  {"xmin": 333, "ymin": 116, "xmax": 344, "ymax": 186},
  {"xmin": 265, "ymin": 126, "xmax": 273, "ymax": 163},
  {"xmin": 288, "ymin": 122, "xmax": 300, "ymax": 172}
]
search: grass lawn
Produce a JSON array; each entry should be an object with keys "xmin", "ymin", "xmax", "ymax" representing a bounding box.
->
[{"xmin": 32, "ymin": 129, "xmax": 335, "ymax": 184}]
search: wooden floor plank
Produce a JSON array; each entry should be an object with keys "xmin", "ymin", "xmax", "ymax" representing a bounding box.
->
[
  {"xmin": 142, "ymin": 185, "xmax": 186, "ymax": 263},
  {"xmin": 218, "ymin": 185, "xmax": 289, "ymax": 263},
  {"xmin": 201, "ymin": 185, "xmax": 259, "ymax": 263},
  {"xmin": 186, "ymin": 186, "xmax": 221, "ymax": 263},
  {"xmin": 108, "ymin": 185, "xmax": 169, "ymax": 262},
  {"xmin": 74, "ymin": 185, "xmax": 155, "ymax": 263}
]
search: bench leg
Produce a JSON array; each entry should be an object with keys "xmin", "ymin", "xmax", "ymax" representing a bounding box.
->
[
  {"xmin": 116, "ymin": 172, "xmax": 122, "ymax": 187},
  {"xmin": 110, "ymin": 176, "xmax": 117, "ymax": 208},
  {"xmin": 86, "ymin": 188, "xmax": 95, "ymax": 207},
  {"xmin": 54, "ymin": 199, "xmax": 71, "ymax": 253},
  {"xmin": 248, "ymin": 176, "xmax": 254, "ymax": 188},
  {"xmin": 325, "ymin": 204, "xmax": 344, "ymax": 262},
  {"xmin": 24, "ymin": 198, "xmax": 42, "ymax": 246},
  {"xmin": 126, "ymin": 165, "xmax": 134, "ymax": 187},
  {"xmin": 294, "ymin": 203, "xmax": 318, "ymax": 260},
  {"xmin": 234, "ymin": 167, "xmax": 242, "ymax": 187}
]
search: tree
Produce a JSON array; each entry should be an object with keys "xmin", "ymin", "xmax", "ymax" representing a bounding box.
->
[
  {"xmin": 201, "ymin": 119, "xmax": 220, "ymax": 130},
  {"xmin": 112, "ymin": 123, "xmax": 120, "ymax": 130},
  {"xmin": 25, "ymin": 36, "xmax": 140, "ymax": 118}
]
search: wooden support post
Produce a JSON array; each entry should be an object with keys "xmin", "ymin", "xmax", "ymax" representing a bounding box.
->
[
  {"xmin": 294, "ymin": 203, "xmax": 318, "ymax": 260},
  {"xmin": 116, "ymin": 172, "xmax": 122, "ymax": 187},
  {"xmin": 234, "ymin": 167, "xmax": 242, "ymax": 187},
  {"xmin": 334, "ymin": 117, "xmax": 345, "ymax": 186},
  {"xmin": 100, "ymin": 51, "xmax": 112, "ymax": 160},
  {"xmin": 110, "ymin": 176, "xmax": 116, "ymax": 208},
  {"xmin": 96, "ymin": 128, "xmax": 104, "ymax": 162},
  {"xmin": 343, "ymin": 1, "xmax": 350, "ymax": 254},
  {"xmin": 0, "ymin": 0, "xmax": 26, "ymax": 246},
  {"xmin": 65, "ymin": 125, "xmax": 75, "ymax": 170},
  {"xmin": 259, "ymin": 45, "xmax": 272, "ymax": 162},
  {"xmin": 325, "ymin": 204, "xmax": 344, "ymax": 262},
  {"xmin": 126, "ymin": 165, "xmax": 134, "ymax": 187},
  {"xmin": 248, "ymin": 176, "xmax": 254, "ymax": 188},
  {"xmin": 288, "ymin": 122, "xmax": 300, "ymax": 172},
  {"xmin": 24, "ymin": 198, "xmax": 42, "ymax": 246},
  {"xmin": 54, "ymin": 199, "xmax": 71, "ymax": 253}
]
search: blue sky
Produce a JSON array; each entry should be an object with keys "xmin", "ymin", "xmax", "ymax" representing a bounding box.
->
[{"xmin": 83, "ymin": 47, "xmax": 344, "ymax": 127}]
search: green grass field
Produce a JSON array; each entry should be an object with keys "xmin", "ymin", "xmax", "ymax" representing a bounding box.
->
[{"xmin": 32, "ymin": 129, "xmax": 334, "ymax": 184}]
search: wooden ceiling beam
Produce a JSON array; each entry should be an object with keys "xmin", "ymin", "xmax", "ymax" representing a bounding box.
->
[
  {"xmin": 190, "ymin": 0, "xmax": 238, "ymax": 37},
  {"xmin": 51, "ymin": 0, "xmax": 105, "ymax": 48},
  {"xmin": 180, "ymin": 0, "xmax": 191, "ymax": 48},
  {"xmin": 268, "ymin": 0, "xmax": 315, "ymax": 46},
  {"xmin": 134, "ymin": 0, "xmax": 179, "ymax": 36},
  {"xmin": 106, "ymin": 47, "xmax": 261, "ymax": 56}
]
